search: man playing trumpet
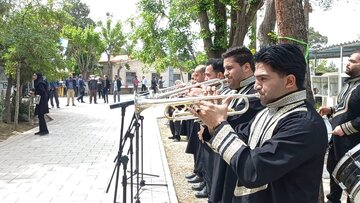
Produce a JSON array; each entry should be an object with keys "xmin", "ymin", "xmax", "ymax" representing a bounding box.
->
[
  {"xmin": 197, "ymin": 47, "xmax": 264, "ymax": 202},
  {"xmin": 190, "ymin": 44, "xmax": 328, "ymax": 203}
]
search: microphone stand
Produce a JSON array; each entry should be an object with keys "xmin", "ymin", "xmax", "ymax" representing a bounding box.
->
[{"xmin": 106, "ymin": 102, "xmax": 136, "ymax": 203}]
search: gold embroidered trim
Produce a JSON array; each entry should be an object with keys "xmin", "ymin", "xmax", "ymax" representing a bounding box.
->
[
  {"xmin": 212, "ymin": 124, "xmax": 235, "ymax": 150},
  {"xmin": 222, "ymin": 135, "xmax": 246, "ymax": 164},
  {"xmin": 234, "ymin": 184, "xmax": 268, "ymax": 196},
  {"xmin": 342, "ymin": 121, "xmax": 358, "ymax": 135},
  {"xmin": 267, "ymin": 90, "xmax": 306, "ymax": 109},
  {"xmin": 239, "ymin": 76, "xmax": 255, "ymax": 88}
]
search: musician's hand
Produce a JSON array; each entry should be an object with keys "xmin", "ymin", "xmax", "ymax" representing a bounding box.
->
[
  {"xmin": 198, "ymin": 127, "xmax": 205, "ymax": 143},
  {"xmin": 332, "ymin": 126, "xmax": 345, "ymax": 136},
  {"xmin": 318, "ymin": 106, "xmax": 331, "ymax": 116},
  {"xmin": 188, "ymin": 87, "xmax": 203, "ymax": 97},
  {"xmin": 189, "ymin": 96, "xmax": 231, "ymax": 129}
]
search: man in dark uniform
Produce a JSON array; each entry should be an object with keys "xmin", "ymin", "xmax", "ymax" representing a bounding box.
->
[
  {"xmin": 193, "ymin": 58, "xmax": 226, "ymax": 198},
  {"xmin": 203, "ymin": 47, "xmax": 264, "ymax": 203},
  {"xmin": 319, "ymin": 50, "xmax": 360, "ymax": 203},
  {"xmin": 185, "ymin": 65, "xmax": 206, "ymax": 188},
  {"xmin": 191, "ymin": 44, "xmax": 328, "ymax": 203}
]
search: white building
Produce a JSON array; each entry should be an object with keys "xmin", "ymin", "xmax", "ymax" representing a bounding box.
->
[{"xmin": 98, "ymin": 54, "xmax": 189, "ymax": 92}]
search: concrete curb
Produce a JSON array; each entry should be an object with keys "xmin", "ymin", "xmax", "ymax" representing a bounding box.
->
[{"xmin": 155, "ymin": 118, "xmax": 179, "ymax": 203}]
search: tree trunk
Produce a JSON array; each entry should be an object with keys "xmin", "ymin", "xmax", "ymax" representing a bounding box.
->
[
  {"xmin": 107, "ymin": 54, "xmax": 112, "ymax": 78},
  {"xmin": 275, "ymin": 0, "xmax": 314, "ymax": 105},
  {"xmin": 248, "ymin": 16, "xmax": 257, "ymax": 51},
  {"xmin": 14, "ymin": 65, "xmax": 20, "ymax": 130},
  {"xmin": 228, "ymin": 7, "xmax": 237, "ymax": 47},
  {"xmin": 258, "ymin": 0, "xmax": 276, "ymax": 47},
  {"xmin": 212, "ymin": 0, "xmax": 227, "ymax": 57},
  {"xmin": 231, "ymin": 0, "xmax": 263, "ymax": 47},
  {"xmin": 198, "ymin": 8, "xmax": 216, "ymax": 58},
  {"xmin": 4, "ymin": 76, "xmax": 14, "ymax": 124}
]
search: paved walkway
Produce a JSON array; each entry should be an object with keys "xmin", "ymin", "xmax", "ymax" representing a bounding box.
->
[{"xmin": 0, "ymin": 94, "xmax": 177, "ymax": 203}]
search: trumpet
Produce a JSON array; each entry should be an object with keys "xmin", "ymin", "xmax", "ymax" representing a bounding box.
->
[
  {"xmin": 152, "ymin": 78, "xmax": 228, "ymax": 99},
  {"xmin": 134, "ymin": 93, "xmax": 259, "ymax": 121}
]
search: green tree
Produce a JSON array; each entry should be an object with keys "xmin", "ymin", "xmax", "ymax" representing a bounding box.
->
[
  {"xmin": 62, "ymin": 25, "xmax": 104, "ymax": 80},
  {"xmin": 1, "ymin": 1, "xmax": 69, "ymax": 127},
  {"xmin": 61, "ymin": 0, "xmax": 94, "ymax": 29},
  {"xmin": 129, "ymin": 0, "xmax": 202, "ymax": 74},
  {"xmin": 308, "ymin": 27, "xmax": 328, "ymax": 49},
  {"xmin": 97, "ymin": 15, "xmax": 126, "ymax": 77}
]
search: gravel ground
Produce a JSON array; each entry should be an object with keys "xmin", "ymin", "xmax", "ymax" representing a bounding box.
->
[{"xmin": 157, "ymin": 118, "xmax": 207, "ymax": 203}]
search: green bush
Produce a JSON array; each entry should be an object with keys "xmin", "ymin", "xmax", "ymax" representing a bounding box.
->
[{"xmin": 10, "ymin": 94, "xmax": 30, "ymax": 122}]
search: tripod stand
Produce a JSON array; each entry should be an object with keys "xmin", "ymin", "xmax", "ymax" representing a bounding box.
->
[
  {"xmin": 106, "ymin": 103, "xmax": 138, "ymax": 203},
  {"xmin": 132, "ymin": 114, "xmax": 168, "ymax": 203},
  {"xmin": 107, "ymin": 99, "xmax": 168, "ymax": 203}
]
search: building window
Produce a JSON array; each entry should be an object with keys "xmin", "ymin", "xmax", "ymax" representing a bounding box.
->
[
  {"xmin": 126, "ymin": 72, "xmax": 136, "ymax": 87},
  {"xmin": 173, "ymin": 74, "xmax": 181, "ymax": 82}
]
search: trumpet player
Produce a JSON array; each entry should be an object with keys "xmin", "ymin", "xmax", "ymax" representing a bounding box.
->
[
  {"xmin": 197, "ymin": 47, "xmax": 264, "ymax": 202},
  {"xmin": 189, "ymin": 58, "xmax": 228, "ymax": 198},
  {"xmin": 185, "ymin": 65, "xmax": 207, "ymax": 190},
  {"xmin": 190, "ymin": 44, "xmax": 328, "ymax": 203}
]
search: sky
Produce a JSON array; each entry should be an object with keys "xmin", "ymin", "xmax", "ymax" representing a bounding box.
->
[{"xmin": 82, "ymin": 0, "xmax": 360, "ymax": 46}]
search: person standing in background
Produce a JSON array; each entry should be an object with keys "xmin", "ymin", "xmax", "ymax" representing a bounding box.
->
[
  {"xmin": 97, "ymin": 77, "xmax": 103, "ymax": 99},
  {"xmin": 113, "ymin": 75, "xmax": 122, "ymax": 103},
  {"xmin": 32, "ymin": 73, "xmax": 49, "ymax": 136},
  {"xmin": 132, "ymin": 75, "xmax": 139, "ymax": 93},
  {"xmin": 49, "ymin": 80, "xmax": 60, "ymax": 108},
  {"xmin": 65, "ymin": 73, "xmax": 76, "ymax": 106},
  {"xmin": 102, "ymin": 75, "xmax": 110, "ymax": 103},
  {"xmin": 88, "ymin": 75, "xmax": 98, "ymax": 104},
  {"xmin": 158, "ymin": 76, "xmax": 164, "ymax": 89},
  {"xmin": 319, "ymin": 50, "xmax": 360, "ymax": 203},
  {"xmin": 141, "ymin": 76, "xmax": 147, "ymax": 91},
  {"xmin": 76, "ymin": 74, "xmax": 86, "ymax": 103},
  {"xmin": 151, "ymin": 76, "xmax": 158, "ymax": 94}
]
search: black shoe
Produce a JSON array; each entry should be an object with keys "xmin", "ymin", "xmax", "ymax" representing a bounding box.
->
[
  {"xmin": 38, "ymin": 131, "xmax": 49, "ymax": 136},
  {"xmin": 66, "ymin": 104, "xmax": 69, "ymax": 106},
  {"xmin": 195, "ymin": 186, "xmax": 208, "ymax": 198},
  {"xmin": 34, "ymin": 131, "xmax": 40, "ymax": 135},
  {"xmin": 191, "ymin": 181, "xmax": 206, "ymax": 191},
  {"xmin": 57, "ymin": 106, "xmax": 60, "ymax": 108},
  {"xmin": 185, "ymin": 173, "xmax": 196, "ymax": 179},
  {"xmin": 168, "ymin": 136, "xmax": 175, "ymax": 139},
  {"xmin": 81, "ymin": 101, "xmax": 85, "ymax": 103},
  {"xmin": 325, "ymin": 201, "xmax": 338, "ymax": 203},
  {"xmin": 174, "ymin": 138, "xmax": 180, "ymax": 142},
  {"xmin": 188, "ymin": 175, "xmax": 203, "ymax": 183}
]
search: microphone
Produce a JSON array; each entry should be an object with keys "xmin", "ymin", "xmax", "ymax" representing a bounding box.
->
[{"xmin": 110, "ymin": 100, "xmax": 135, "ymax": 109}]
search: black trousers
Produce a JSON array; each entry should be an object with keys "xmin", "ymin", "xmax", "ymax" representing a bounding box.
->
[
  {"xmin": 77, "ymin": 89, "xmax": 85, "ymax": 102},
  {"xmin": 326, "ymin": 145, "xmax": 353, "ymax": 203},
  {"xmin": 169, "ymin": 120, "xmax": 181, "ymax": 139},
  {"xmin": 50, "ymin": 89, "xmax": 59, "ymax": 107},
  {"xmin": 38, "ymin": 114, "xmax": 48, "ymax": 133}
]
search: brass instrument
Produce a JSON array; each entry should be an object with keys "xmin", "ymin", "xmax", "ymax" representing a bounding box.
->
[
  {"xmin": 134, "ymin": 93, "xmax": 259, "ymax": 121},
  {"xmin": 152, "ymin": 78, "xmax": 228, "ymax": 99}
]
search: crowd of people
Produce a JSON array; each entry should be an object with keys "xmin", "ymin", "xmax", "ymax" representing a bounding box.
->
[{"xmin": 30, "ymin": 43, "xmax": 360, "ymax": 203}]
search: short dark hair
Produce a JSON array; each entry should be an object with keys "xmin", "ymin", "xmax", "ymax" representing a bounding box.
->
[
  {"xmin": 206, "ymin": 58, "xmax": 224, "ymax": 74},
  {"xmin": 222, "ymin": 46, "xmax": 255, "ymax": 72},
  {"xmin": 254, "ymin": 44, "xmax": 306, "ymax": 89}
]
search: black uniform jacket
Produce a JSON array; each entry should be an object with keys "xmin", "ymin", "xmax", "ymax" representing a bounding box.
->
[
  {"xmin": 330, "ymin": 76, "xmax": 360, "ymax": 160},
  {"xmin": 207, "ymin": 90, "xmax": 328, "ymax": 203}
]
